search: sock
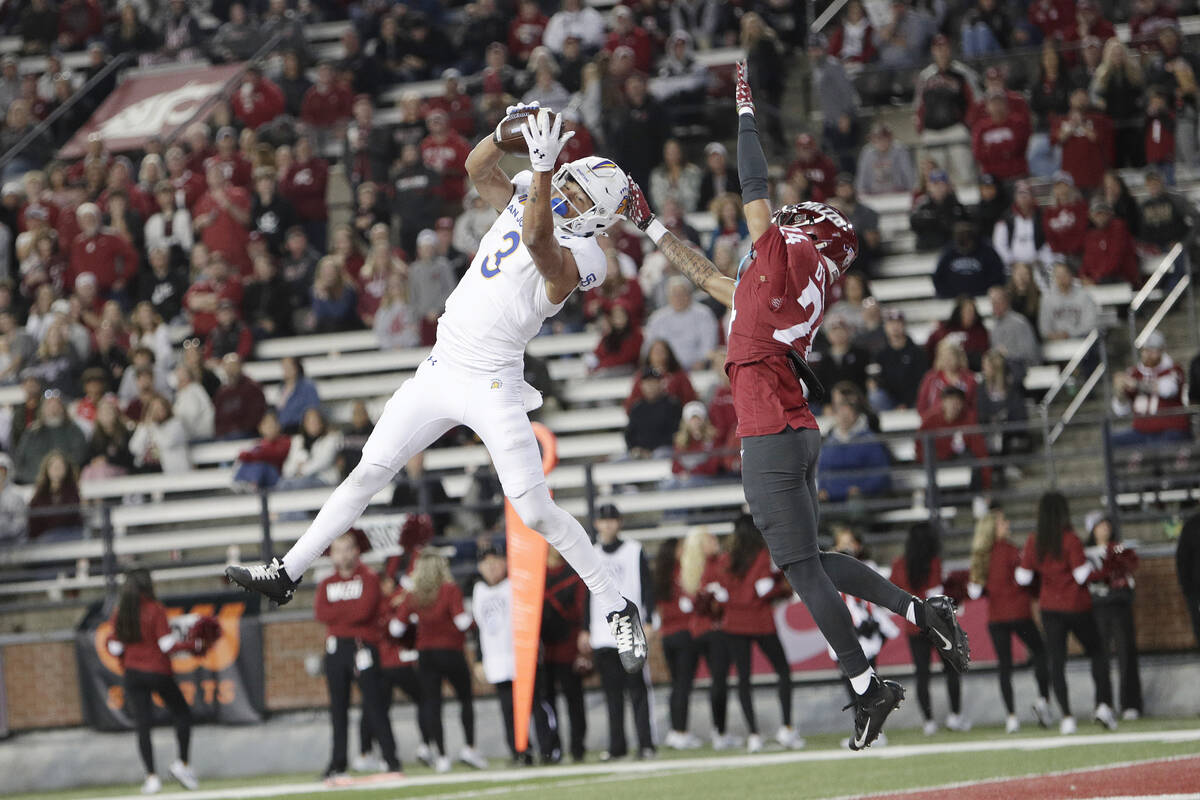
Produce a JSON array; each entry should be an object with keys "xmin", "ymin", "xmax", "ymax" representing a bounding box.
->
[
  {"xmin": 906, "ymin": 597, "xmax": 924, "ymax": 627},
  {"xmin": 849, "ymin": 669, "xmax": 875, "ymax": 695}
]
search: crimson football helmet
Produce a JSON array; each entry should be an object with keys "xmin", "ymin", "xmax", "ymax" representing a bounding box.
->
[{"xmin": 771, "ymin": 201, "xmax": 859, "ymax": 275}]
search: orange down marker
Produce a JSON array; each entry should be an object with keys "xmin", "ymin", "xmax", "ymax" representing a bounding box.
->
[{"xmin": 504, "ymin": 421, "xmax": 558, "ymax": 754}]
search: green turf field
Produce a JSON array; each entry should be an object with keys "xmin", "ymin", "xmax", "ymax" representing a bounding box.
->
[{"xmin": 13, "ymin": 717, "xmax": 1200, "ymax": 800}]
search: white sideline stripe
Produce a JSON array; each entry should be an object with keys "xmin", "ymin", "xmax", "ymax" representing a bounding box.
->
[
  {"xmin": 825, "ymin": 751, "xmax": 1200, "ymax": 800},
  {"xmin": 72, "ymin": 728, "xmax": 1200, "ymax": 800}
]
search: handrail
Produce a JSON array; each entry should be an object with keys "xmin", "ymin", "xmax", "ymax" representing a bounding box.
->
[
  {"xmin": 1129, "ymin": 243, "xmax": 1183, "ymax": 314},
  {"xmin": 1135, "ymin": 273, "xmax": 1192, "ymax": 349},
  {"xmin": 0, "ymin": 51, "xmax": 134, "ymax": 170},
  {"xmin": 1128, "ymin": 243, "xmax": 1189, "ymax": 352},
  {"xmin": 1039, "ymin": 328, "xmax": 1099, "ymax": 411},
  {"xmin": 1050, "ymin": 361, "xmax": 1106, "ymax": 444},
  {"xmin": 811, "ymin": 0, "xmax": 850, "ymax": 32}
]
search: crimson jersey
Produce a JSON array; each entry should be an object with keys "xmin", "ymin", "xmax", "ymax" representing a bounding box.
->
[{"xmin": 725, "ymin": 223, "xmax": 832, "ymax": 437}]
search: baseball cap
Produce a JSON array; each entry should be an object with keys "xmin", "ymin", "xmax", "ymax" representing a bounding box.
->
[
  {"xmin": 1014, "ymin": 179, "xmax": 1033, "ymax": 196},
  {"xmin": 75, "ymin": 271, "xmax": 97, "ymax": 287},
  {"xmin": 1052, "ymin": 170, "xmax": 1074, "ymax": 187},
  {"xmin": 979, "ymin": 173, "xmax": 997, "ymax": 186},
  {"xmin": 1143, "ymin": 330, "xmax": 1166, "ymax": 350},
  {"xmin": 216, "ymin": 126, "xmax": 237, "ymax": 141},
  {"xmin": 597, "ymin": 503, "xmax": 622, "ymax": 520},
  {"xmin": 883, "ymin": 308, "xmax": 906, "ymax": 322},
  {"xmin": 704, "ymin": 142, "xmax": 727, "ymax": 157},
  {"xmin": 50, "ymin": 298, "xmax": 70, "ymax": 315},
  {"xmin": 683, "ymin": 401, "xmax": 708, "ymax": 422},
  {"xmin": 929, "ymin": 169, "xmax": 949, "ymax": 183},
  {"xmin": 836, "ymin": 172, "xmax": 855, "ymax": 185},
  {"xmin": 1089, "ymin": 197, "xmax": 1113, "ymax": 214},
  {"xmin": 417, "ymin": 229, "xmax": 439, "ymax": 248},
  {"xmin": 640, "ymin": 366, "xmax": 664, "ymax": 380}
]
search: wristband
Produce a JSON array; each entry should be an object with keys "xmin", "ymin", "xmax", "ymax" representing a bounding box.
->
[{"xmin": 645, "ymin": 219, "xmax": 668, "ymax": 244}]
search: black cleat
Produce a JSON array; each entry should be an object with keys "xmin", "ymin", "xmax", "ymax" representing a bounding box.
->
[
  {"xmin": 845, "ymin": 677, "xmax": 905, "ymax": 751},
  {"xmin": 922, "ymin": 595, "xmax": 971, "ymax": 673},
  {"xmin": 225, "ymin": 558, "xmax": 299, "ymax": 605},
  {"xmin": 606, "ymin": 598, "xmax": 647, "ymax": 673}
]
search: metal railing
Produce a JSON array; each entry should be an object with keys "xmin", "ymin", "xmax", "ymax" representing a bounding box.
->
[{"xmin": 1128, "ymin": 242, "xmax": 1194, "ymax": 350}]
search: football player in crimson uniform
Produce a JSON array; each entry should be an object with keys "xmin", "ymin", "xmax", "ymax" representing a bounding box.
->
[{"xmin": 622, "ymin": 62, "xmax": 972, "ymax": 750}]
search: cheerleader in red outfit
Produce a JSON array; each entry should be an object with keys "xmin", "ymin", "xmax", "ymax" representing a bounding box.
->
[
  {"xmin": 1085, "ymin": 514, "xmax": 1142, "ymax": 720},
  {"xmin": 106, "ymin": 568, "xmax": 211, "ymax": 795},
  {"xmin": 688, "ymin": 527, "xmax": 735, "ymax": 749},
  {"xmin": 652, "ymin": 536, "xmax": 701, "ymax": 750},
  {"xmin": 392, "ymin": 551, "xmax": 484, "ymax": 773},
  {"xmin": 719, "ymin": 515, "xmax": 803, "ymax": 752},
  {"xmin": 891, "ymin": 522, "xmax": 965, "ymax": 734}
]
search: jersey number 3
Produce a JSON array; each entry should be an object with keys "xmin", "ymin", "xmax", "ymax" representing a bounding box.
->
[{"xmin": 481, "ymin": 231, "xmax": 521, "ymax": 278}]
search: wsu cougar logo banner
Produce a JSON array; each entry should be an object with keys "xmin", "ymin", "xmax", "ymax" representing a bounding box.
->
[
  {"xmin": 75, "ymin": 592, "xmax": 265, "ymax": 731},
  {"xmin": 58, "ymin": 63, "xmax": 247, "ymax": 159}
]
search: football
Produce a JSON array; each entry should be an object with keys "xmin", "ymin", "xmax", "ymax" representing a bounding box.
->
[{"xmin": 495, "ymin": 108, "xmax": 559, "ymax": 155}]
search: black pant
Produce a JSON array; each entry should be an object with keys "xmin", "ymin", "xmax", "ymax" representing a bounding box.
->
[
  {"xmin": 1186, "ymin": 593, "xmax": 1200, "ymax": 650},
  {"xmin": 987, "ymin": 619, "xmax": 1050, "ymax": 715},
  {"xmin": 907, "ymin": 634, "xmax": 961, "ymax": 721},
  {"xmin": 360, "ymin": 664, "xmax": 429, "ymax": 755},
  {"xmin": 123, "ymin": 668, "xmax": 191, "ymax": 776},
  {"xmin": 661, "ymin": 630, "xmax": 695, "ymax": 733},
  {"xmin": 417, "ymin": 648, "xmax": 474, "ymax": 754},
  {"xmin": 325, "ymin": 640, "xmax": 399, "ymax": 773},
  {"xmin": 494, "ymin": 678, "xmax": 557, "ymax": 761},
  {"xmin": 595, "ymin": 646, "xmax": 652, "ymax": 756},
  {"xmin": 1094, "ymin": 600, "xmax": 1143, "ymax": 714},
  {"xmin": 1040, "ymin": 609, "xmax": 1113, "ymax": 716},
  {"xmin": 541, "ymin": 660, "xmax": 586, "ymax": 761},
  {"xmin": 693, "ymin": 631, "xmax": 732, "ymax": 734},
  {"xmin": 742, "ymin": 426, "xmax": 914, "ymax": 678},
  {"xmin": 727, "ymin": 632, "xmax": 792, "ymax": 733}
]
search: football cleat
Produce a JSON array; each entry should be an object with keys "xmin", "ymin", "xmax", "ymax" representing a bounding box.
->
[
  {"xmin": 922, "ymin": 596, "xmax": 971, "ymax": 673},
  {"xmin": 225, "ymin": 558, "xmax": 299, "ymax": 605},
  {"xmin": 606, "ymin": 598, "xmax": 648, "ymax": 673},
  {"xmin": 845, "ymin": 677, "xmax": 905, "ymax": 751}
]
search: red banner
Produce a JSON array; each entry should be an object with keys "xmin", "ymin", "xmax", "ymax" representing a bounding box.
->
[{"xmin": 58, "ymin": 63, "xmax": 246, "ymax": 159}]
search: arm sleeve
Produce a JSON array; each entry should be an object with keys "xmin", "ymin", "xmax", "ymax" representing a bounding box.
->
[
  {"xmin": 737, "ymin": 113, "xmax": 769, "ymax": 203},
  {"xmin": 640, "ymin": 550, "xmax": 655, "ymax": 618}
]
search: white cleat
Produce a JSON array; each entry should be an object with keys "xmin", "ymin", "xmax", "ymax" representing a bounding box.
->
[
  {"xmin": 922, "ymin": 719, "xmax": 938, "ymax": 736},
  {"xmin": 415, "ymin": 743, "xmax": 434, "ymax": 767},
  {"xmin": 1005, "ymin": 714, "xmax": 1020, "ymax": 734},
  {"xmin": 1060, "ymin": 716, "xmax": 1077, "ymax": 735},
  {"xmin": 351, "ymin": 753, "xmax": 384, "ymax": 773},
  {"xmin": 775, "ymin": 725, "xmax": 805, "ymax": 749},
  {"xmin": 1032, "ymin": 697, "xmax": 1052, "ymax": 728},
  {"xmin": 1094, "ymin": 703, "xmax": 1118, "ymax": 731},
  {"xmin": 746, "ymin": 733, "xmax": 764, "ymax": 753},
  {"xmin": 142, "ymin": 774, "xmax": 162, "ymax": 795},
  {"xmin": 663, "ymin": 730, "xmax": 701, "ymax": 750},
  {"xmin": 459, "ymin": 746, "xmax": 488, "ymax": 770},
  {"xmin": 711, "ymin": 732, "xmax": 739, "ymax": 751},
  {"xmin": 1122, "ymin": 708, "xmax": 1140, "ymax": 722},
  {"xmin": 169, "ymin": 761, "xmax": 198, "ymax": 791},
  {"xmin": 945, "ymin": 713, "xmax": 971, "ymax": 732},
  {"xmin": 435, "ymin": 755, "xmax": 452, "ymax": 774}
]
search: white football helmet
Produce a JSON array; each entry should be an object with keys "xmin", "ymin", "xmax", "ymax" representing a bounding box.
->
[{"xmin": 550, "ymin": 156, "xmax": 631, "ymax": 236}]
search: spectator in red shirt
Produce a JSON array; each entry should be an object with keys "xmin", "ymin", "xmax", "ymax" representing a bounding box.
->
[
  {"xmin": 1111, "ymin": 330, "xmax": 1190, "ymax": 446},
  {"xmin": 165, "ymin": 145, "xmax": 205, "ymax": 213},
  {"xmin": 230, "ymin": 66, "xmax": 285, "ymax": 131},
  {"xmin": 69, "ymin": 202, "xmax": 138, "ymax": 297},
  {"xmin": 591, "ymin": 304, "xmax": 643, "ymax": 374},
  {"xmin": 315, "ymin": 532, "xmax": 402, "ymax": 777},
  {"xmin": 105, "ymin": 568, "xmax": 200, "ymax": 794},
  {"xmin": 392, "ymin": 551, "xmax": 480, "ymax": 771},
  {"xmin": 625, "ymin": 339, "xmax": 697, "ymax": 412},
  {"xmin": 212, "ymin": 353, "xmax": 265, "ymax": 440},
  {"xmin": 508, "ymin": 0, "xmax": 549, "ymax": 65},
  {"xmin": 232, "ymin": 409, "xmax": 290, "ymax": 488},
  {"xmin": 826, "ymin": 0, "xmax": 876, "ymax": 65},
  {"xmin": 185, "ymin": 251, "xmax": 244, "ymax": 338},
  {"xmin": 1053, "ymin": 88, "xmax": 1113, "ymax": 192},
  {"xmin": 605, "ymin": 5, "xmax": 654, "ymax": 74},
  {"xmin": 419, "ymin": 110, "xmax": 471, "ymax": 214},
  {"xmin": 1027, "ymin": 0, "xmax": 1073, "ymax": 42},
  {"xmin": 966, "ymin": 65, "xmax": 1031, "ymax": 129},
  {"xmin": 971, "ymin": 90, "xmax": 1031, "ymax": 181},
  {"xmin": 1016, "ymin": 491, "xmax": 1116, "ymax": 733},
  {"xmin": 278, "ymin": 136, "xmax": 329, "ymax": 251},
  {"xmin": 204, "ymin": 127, "xmax": 252, "ymax": 191},
  {"xmin": 786, "ymin": 134, "xmax": 837, "ymax": 201},
  {"xmin": 924, "ymin": 296, "xmax": 991, "ymax": 372},
  {"xmin": 968, "ymin": 508, "xmax": 1051, "ymax": 734},
  {"xmin": 916, "ymin": 385, "xmax": 992, "ymax": 491},
  {"xmin": 300, "ymin": 62, "xmax": 353, "ymax": 131},
  {"xmin": 193, "ymin": 164, "xmax": 252, "ymax": 277},
  {"xmin": 57, "ymin": 0, "xmax": 103, "ymax": 51},
  {"xmin": 424, "ymin": 70, "xmax": 477, "ymax": 140},
  {"xmin": 1044, "ymin": 171, "xmax": 1088, "ymax": 260},
  {"xmin": 669, "ymin": 401, "xmax": 723, "ymax": 485},
  {"xmin": 890, "ymin": 522, "xmax": 964, "ymax": 734},
  {"xmin": 650, "ymin": 537, "xmax": 699, "ymax": 750},
  {"xmin": 1081, "ymin": 197, "xmax": 1139, "ymax": 286}
]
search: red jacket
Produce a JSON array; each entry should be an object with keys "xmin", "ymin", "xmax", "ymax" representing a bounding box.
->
[
  {"xmin": 1044, "ymin": 199, "xmax": 1089, "ymax": 256},
  {"xmin": 185, "ymin": 275, "xmax": 244, "ymax": 338},
  {"xmin": 1028, "ymin": 0, "xmax": 1073, "ymax": 39},
  {"xmin": 1053, "ymin": 112, "xmax": 1114, "ymax": 191},
  {"xmin": 236, "ymin": 435, "xmax": 291, "ymax": 470},
  {"xmin": 971, "ymin": 113, "xmax": 1031, "ymax": 180},
  {"xmin": 786, "ymin": 152, "xmax": 838, "ymax": 201},
  {"xmin": 1081, "ymin": 218, "xmax": 1139, "ymax": 286},
  {"xmin": 213, "ymin": 376, "xmax": 266, "ymax": 438},
  {"xmin": 924, "ymin": 321, "xmax": 990, "ymax": 369},
  {"xmin": 657, "ymin": 564, "xmax": 692, "ymax": 638},
  {"xmin": 280, "ymin": 158, "xmax": 329, "ymax": 222},
  {"xmin": 232, "ymin": 78, "xmax": 286, "ymax": 130},
  {"xmin": 1119, "ymin": 355, "xmax": 1189, "ymax": 435},
  {"xmin": 194, "ymin": 187, "xmax": 252, "ymax": 275},
  {"xmin": 315, "ymin": 563, "xmax": 384, "ymax": 642},
  {"xmin": 395, "ymin": 582, "xmax": 468, "ymax": 651},
  {"xmin": 420, "ymin": 133, "xmax": 471, "ymax": 207},
  {"xmin": 300, "ymin": 84, "xmax": 353, "ymax": 128},
  {"xmin": 69, "ymin": 230, "xmax": 139, "ymax": 292},
  {"xmin": 170, "ymin": 170, "xmax": 206, "ymax": 212},
  {"xmin": 378, "ymin": 587, "xmax": 418, "ymax": 668},
  {"xmin": 720, "ymin": 550, "xmax": 789, "ymax": 636},
  {"xmin": 1145, "ymin": 110, "xmax": 1176, "ymax": 165},
  {"xmin": 1020, "ymin": 530, "xmax": 1092, "ymax": 613},
  {"xmin": 826, "ymin": 23, "xmax": 876, "ymax": 63},
  {"xmin": 204, "ymin": 153, "xmax": 253, "ymax": 192},
  {"xmin": 890, "ymin": 555, "xmax": 943, "ymax": 636},
  {"xmin": 916, "ymin": 405, "xmax": 992, "ymax": 489},
  {"xmin": 108, "ymin": 597, "xmax": 173, "ymax": 675},
  {"xmin": 916, "ymin": 368, "xmax": 979, "ymax": 419},
  {"xmin": 966, "ymin": 90, "xmax": 1030, "ymax": 129},
  {"xmin": 985, "ymin": 539, "xmax": 1035, "ymax": 623},
  {"xmin": 605, "ymin": 27, "xmax": 654, "ymax": 73},
  {"xmin": 671, "ymin": 437, "xmax": 723, "ymax": 477},
  {"xmin": 592, "ymin": 329, "xmax": 643, "ymax": 372},
  {"xmin": 508, "ymin": 13, "xmax": 548, "ymax": 63},
  {"xmin": 19, "ymin": 199, "xmax": 60, "ymax": 232},
  {"xmin": 424, "ymin": 93, "xmax": 476, "ymax": 140},
  {"xmin": 691, "ymin": 555, "xmax": 725, "ymax": 637}
]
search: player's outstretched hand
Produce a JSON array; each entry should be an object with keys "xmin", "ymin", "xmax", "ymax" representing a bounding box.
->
[
  {"xmin": 735, "ymin": 59, "xmax": 755, "ymax": 116},
  {"xmin": 521, "ymin": 107, "xmax": 574, "ymax": 172},
  {"xmin": 622, "ymin": 177, "xmax": 655, "ymax": 232}
]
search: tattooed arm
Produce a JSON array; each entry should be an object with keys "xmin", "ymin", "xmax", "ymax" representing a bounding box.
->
[{"xmin": 622, "ymin": 178, "xmax": 735, "ymax": 309}]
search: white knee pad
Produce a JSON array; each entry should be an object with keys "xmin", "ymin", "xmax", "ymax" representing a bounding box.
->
[
  {"xmin": 509, "ymin": 484, "xmax": 567, "ymax": 545},
  {"xmin": 347, "ymin": 462, "xmax": 396, "ymax": 497}
]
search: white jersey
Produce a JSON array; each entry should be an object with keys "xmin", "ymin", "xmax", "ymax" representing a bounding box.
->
[
  {"xmin": 472, "ymin": 577, "xmax": 515, "ymax": 684},
  {"xmin": 434, "ymin": 171, "xmax": 607, "ymax": 373},
  {"xmin": 588, "ymin": 539, "xmax": 644, "ymax": 649}
]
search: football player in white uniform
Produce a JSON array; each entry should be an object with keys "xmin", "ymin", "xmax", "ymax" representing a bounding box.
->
[{"xmin": 228, "ymin": 106, "xmax": 648, "ymax": 672}]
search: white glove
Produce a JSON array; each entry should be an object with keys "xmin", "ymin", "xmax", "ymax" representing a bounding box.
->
[
  {"xmin": 493, "ymin": 100, "xmax": 541, "ymax": 142},
  {"xmin": 521, "ymin": 108, "xmax": 574, "ymax": 172}
]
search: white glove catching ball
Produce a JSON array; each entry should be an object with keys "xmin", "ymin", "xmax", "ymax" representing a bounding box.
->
[{"xmin": 521, "ymin": 107, "xmax": 575, "ymax": 173}]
